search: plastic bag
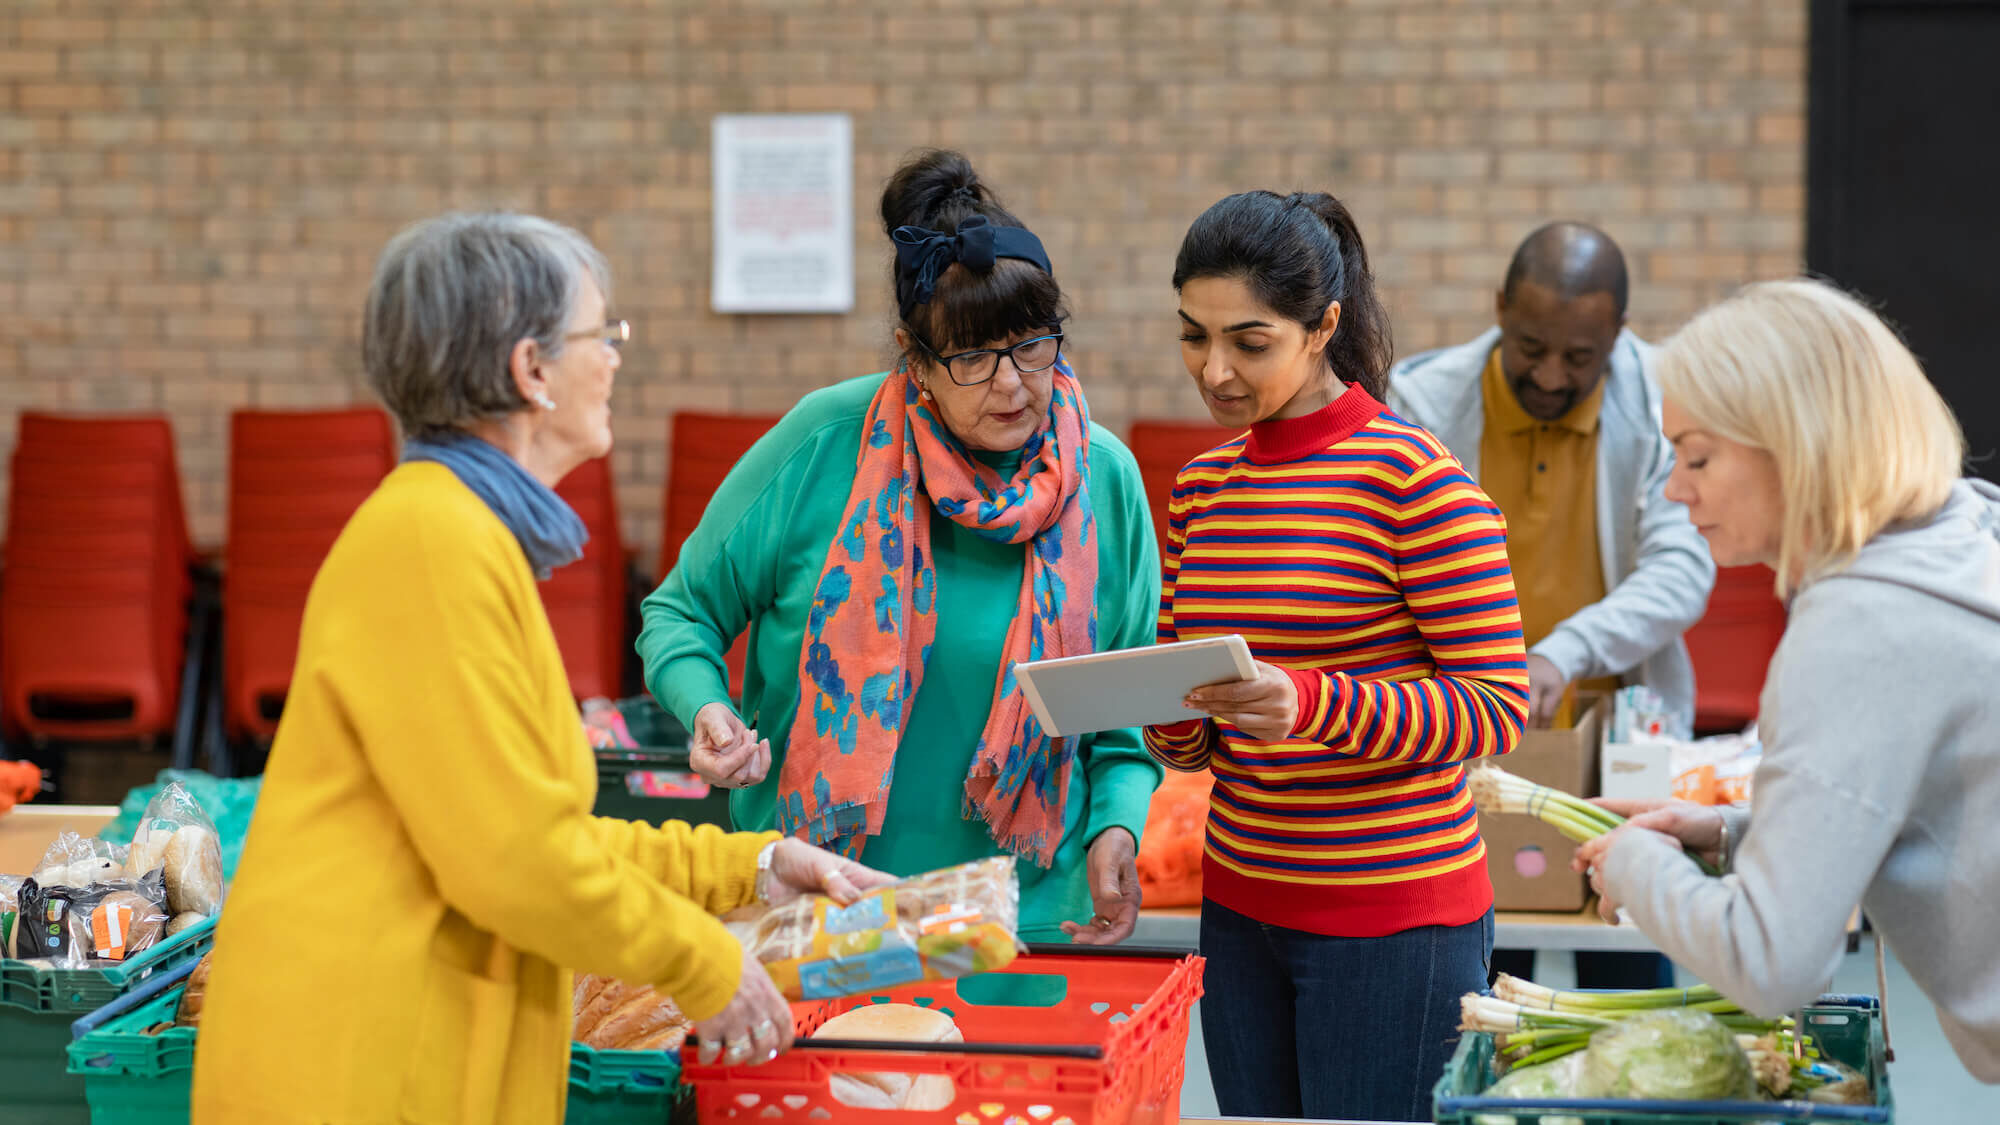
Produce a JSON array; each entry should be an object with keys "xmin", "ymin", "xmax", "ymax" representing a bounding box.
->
[
  {"xmin": 14, "ymin": 867, "xmax": 169, "ymax": 967},
  {"xmin": 580, "ymin": 698, "xmax": 640, "ymax": 751},
  {"xmin": 1135, "ymin": 768, "xmax": 1212, "ymax": 908},
  {"xmin": 725, "ymin": 856, "xmax": 1025, "ymax": 1001},
  {"xmin": 1476, "ymin": 1051, "xmax": 1588, "ymax": 1125},
  {"xmin": 98, "ymin": 769, "xmax": 262, "ymax": 881},
  {"xmin": 32, "ymin": 831, "xmax": 127, "ymax": 890},
  {"xmin": 1579, "ymin": 1009, "xmax": 1757, "ymax": 1101},
  {"xmin": 124, "ymin": 782, "xmax": 225, "ymax": 917},
  {"xmin": 1, "ymin": 874, "xmax": 21, "ymax": 958}
]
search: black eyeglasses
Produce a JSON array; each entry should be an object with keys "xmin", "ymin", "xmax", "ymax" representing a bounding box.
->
[{"xmin": 913, "ymin": 332, "xmax": 1064, "ymax": 387}]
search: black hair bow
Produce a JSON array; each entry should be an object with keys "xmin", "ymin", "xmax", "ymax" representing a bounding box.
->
[{"xmin": 891, "ymin": 214, "xmax": 1052, "ymax": 317}]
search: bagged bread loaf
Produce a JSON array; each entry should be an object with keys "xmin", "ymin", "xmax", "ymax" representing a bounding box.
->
[
  {"xmin": 725, "ymin": 856, "xmax": 1023, "ymax": 1002},
  {"xmin": 126, "ymin": 782, "xmax": 226, "ymax": 917},
  {"xmin": 817, "ymin": 1003, "xmax": 961, "ymax": 1111},
  {"xmin": 572, "ymin": 974, "xmax": 693, "ymax": 1052}
]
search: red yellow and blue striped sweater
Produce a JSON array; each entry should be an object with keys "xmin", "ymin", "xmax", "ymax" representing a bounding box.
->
[{"xmin": 1145, "ymin": 387, "xmax": 1529, "ymax": 937}]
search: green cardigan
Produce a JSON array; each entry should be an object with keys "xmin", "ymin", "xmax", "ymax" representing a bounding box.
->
[{"xmin": 638, "ymin": 373, "xmax": 1163, "ymax": 941}]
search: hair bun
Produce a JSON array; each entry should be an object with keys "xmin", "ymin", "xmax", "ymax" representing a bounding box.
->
[{"xmin": 880, "ymin": 149, "xmax": 991, "ymax": 236}]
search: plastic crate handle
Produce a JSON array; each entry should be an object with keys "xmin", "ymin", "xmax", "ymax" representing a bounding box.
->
[{"xmin": 70, "ymin": 956, "xmax": 199, "ymax": 1041}]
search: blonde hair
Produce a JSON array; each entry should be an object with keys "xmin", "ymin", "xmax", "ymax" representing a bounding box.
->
[{"xmin": 1655, "ymin": 278, "xmax": 1964, "ymax": 599}]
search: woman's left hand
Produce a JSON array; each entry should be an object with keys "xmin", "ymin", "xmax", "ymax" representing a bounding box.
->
[
  {"xmin": 1574, "ymin": 823, "xmax": 1677, "ymax": 924},
  {"xmin": 1184, "ymin": 662, "xmax": 1298, "ymax": 742},
  {"xmin": 762, "ymin": 838, "xmax": 898, "ymax": 907},
  {"xmin": 1061, "ymin": 827, "xmax": 1140, "ymax": 945}
]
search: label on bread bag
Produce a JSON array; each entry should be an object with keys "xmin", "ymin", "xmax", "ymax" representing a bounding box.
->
[
  {"xmin": 798, "ymin": 944, "xmax": 923, "ymax": 999},
  {"xmin": 93, "ymin": 900, "xmax": 134, "ymax": 961},
  {"xmin": 919, "ymin": 902, "xmax": 983, "ymax": 936},
  {"xmin": 822, "ymin": 889, "xmax": 892, "ymax": 935}
]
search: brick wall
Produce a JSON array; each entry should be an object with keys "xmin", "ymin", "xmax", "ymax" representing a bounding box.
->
[{"xmin": 1, "ymin": 0, "xmax": 1807, "ymax": 568}]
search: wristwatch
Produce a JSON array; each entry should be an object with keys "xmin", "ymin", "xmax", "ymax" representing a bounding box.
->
[{"xmin": 753, "ymin": 840, "xmax": 779, "ymax": 905}]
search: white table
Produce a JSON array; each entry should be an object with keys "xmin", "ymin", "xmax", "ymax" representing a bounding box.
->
[{"xmin": 1134, "ymin": 905, "xmax": 1659, "ymax": 952}]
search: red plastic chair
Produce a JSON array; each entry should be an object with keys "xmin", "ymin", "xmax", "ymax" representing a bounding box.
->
[
  {"xmin": 1683, "ymin": 564, "xmax": 1788, "ymax": 734},
  {"xmin": 1126, "ymin": 420, "xmax": 1238, "ymax": 556},
  {"xmin": 223, "ymin": 408, "xmax": 396, "ymax": 739},
  {"xmin": 658, "ymin": 412, "xmax": 783, "ymax": 581},
  {"xmin": 2, "ymin": 417, "xmax": 196, "ymax": 749},
  {"xmin": 656, "ymin": 413, "xmax": 781, "ymax": 700},
  {"xmin": 546, "ymin": 455, "xmax": 629, "ymax": 701}
]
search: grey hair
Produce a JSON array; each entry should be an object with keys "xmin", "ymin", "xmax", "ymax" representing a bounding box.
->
[{"xmin": 362, "ymin": 212, "xmax": 612, "ymax": 437}]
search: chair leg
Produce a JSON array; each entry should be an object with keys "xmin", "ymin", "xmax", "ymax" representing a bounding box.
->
[{"xmin": 172, "ymin": 595, "xmax": 211, "ymax": 772}]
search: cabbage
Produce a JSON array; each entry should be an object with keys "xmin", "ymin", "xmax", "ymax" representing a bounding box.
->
[
  {"xmin": 1580, "ymin": 1009, "xmax": 1757, "ymax": 1101},
  {"xmin": 1475, "ymin": 1052, "xmax": 1587, "ymax": 1125}
]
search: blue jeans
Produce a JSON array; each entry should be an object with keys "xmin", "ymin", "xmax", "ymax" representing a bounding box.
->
[{"xmin": 1199, "ymin": 899, "xmax": 1494, "ymax": 1123}]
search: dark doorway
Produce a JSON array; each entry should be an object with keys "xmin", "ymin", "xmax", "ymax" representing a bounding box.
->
[{"xmin": 1809, "ymin": 0, "xmax": 2000, "ymax": 479}]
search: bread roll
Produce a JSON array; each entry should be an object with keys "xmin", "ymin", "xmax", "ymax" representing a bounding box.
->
[
  {"xmin": 165, "ymin": 912, "xmax": 206, "ymax": 937},
  {"xmin": 164, "ymin": 826, "xmax": 224, "ymax": 916},
  {"xmin": 817, "ymin": 1003, "xmax": 960, "ymax": 1111},
  {"xmin": 126, "ymin": 831, "xmax": 172, "ymax": 882},
  {"xmin": 587, "ymin": 988, "xmax": 688, "ymax": 1051},
  {"xmin": 572, "ymin": 977, "xmax": 634, "ymax": 1042},
  {"xmin": 175, "ymin": 953, "xmax": 214, "ymax": 1026}
]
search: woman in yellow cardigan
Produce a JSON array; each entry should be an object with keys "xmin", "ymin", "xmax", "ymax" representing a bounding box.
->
[{"xmin": 192, "ymin": 213, "xmax": 891, "ymax": 1124}]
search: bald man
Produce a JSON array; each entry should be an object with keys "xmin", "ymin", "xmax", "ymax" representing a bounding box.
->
[{"xmin": 1390, "ymin": 223, "xmax": 1714, "ymax": 987}]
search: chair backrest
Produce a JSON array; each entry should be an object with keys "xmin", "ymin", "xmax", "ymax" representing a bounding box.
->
[
  {"xmin": 1126, "ymin": 420, "xmax": 1238, "ymax": 556},
  {"xmin": 15, "ymin": 413, "xmax": 193, "ymax": 570},
  {"xmin": 221, "ymin": 408, "xmax": 398, "ymax": 738},
  {"xmin": 659, "ymin": 412, "xmax": 781, "ymax": 581},
  {"xmin": 1683, "ymin": 564, "xmax": 1788, "ymax": 734},
  {"xmin": 547, "ymin": 455, "xmax": 628, "ymax": 700}
]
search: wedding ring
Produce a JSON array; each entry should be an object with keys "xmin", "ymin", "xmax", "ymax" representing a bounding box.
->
[{"xmin": 723, "ymin": 1034, "xmax": 754, "ymax": 1063}]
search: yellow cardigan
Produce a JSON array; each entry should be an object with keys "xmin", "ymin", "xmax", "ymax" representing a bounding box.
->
[{"xmin": 192, "ymin": 463, "xmax": 776, "ymax": 1124}]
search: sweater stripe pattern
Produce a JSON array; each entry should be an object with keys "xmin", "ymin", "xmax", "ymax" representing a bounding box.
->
[{"xmin": 1145, "ymin": 389, "xmax": 1529, "ymax": 937}]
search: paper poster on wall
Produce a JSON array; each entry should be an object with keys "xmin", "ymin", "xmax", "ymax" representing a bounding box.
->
[{"xmin": 710, "ymin": 113, "xmax": 854, "ymax": 314}]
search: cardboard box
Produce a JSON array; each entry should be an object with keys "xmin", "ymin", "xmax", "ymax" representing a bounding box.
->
[{"xmin": 1480, "ymin": 695, "xmax": 1604, "ymax": 913}]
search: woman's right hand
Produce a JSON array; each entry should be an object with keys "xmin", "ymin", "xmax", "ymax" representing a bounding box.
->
[
  {"xmin": 692, "ymin": 944, "xmax": 794, "ymax": 1066},
  {"xmin": 690, "ymin": 702, "xmax": 771, "ymax": 789}
]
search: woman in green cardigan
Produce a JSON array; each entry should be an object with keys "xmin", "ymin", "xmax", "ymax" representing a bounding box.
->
[{"xmin": 639, "ymin": 150, "xmax": 1160, "ymax": 944}]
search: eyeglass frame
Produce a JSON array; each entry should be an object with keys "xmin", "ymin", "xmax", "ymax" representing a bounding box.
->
[
  {"xmin": 563, "ymin": 319, "xmax": 630, "ymax": 351},
  {"xmin": 910, "ymin": 330, "xmax": 1065, "ymax": 387}
]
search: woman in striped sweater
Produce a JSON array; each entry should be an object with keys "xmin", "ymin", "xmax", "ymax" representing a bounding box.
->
[{"xmin": 1148, "ymin": 192, "xmax": 1531, "ymax": 1122}]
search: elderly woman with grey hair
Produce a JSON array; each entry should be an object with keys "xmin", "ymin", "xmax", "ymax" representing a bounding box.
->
[{"xmin": 191, "ymin": 212, "xmax": 891, "ymax": 1124}]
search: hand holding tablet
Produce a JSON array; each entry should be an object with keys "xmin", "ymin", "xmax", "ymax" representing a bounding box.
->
[{"xmin": 1012, "ymin": 635, "xmax": 1256, "ymax": 737}]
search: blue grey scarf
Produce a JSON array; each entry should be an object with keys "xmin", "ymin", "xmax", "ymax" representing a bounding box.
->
[{"xmin": 402, "ymin": 431, "xmax": 588, "ymax": 580}]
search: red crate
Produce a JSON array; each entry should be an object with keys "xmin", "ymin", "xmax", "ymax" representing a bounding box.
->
[{"xmin": 682, "ymin": 946, "xmax": 1203, "ymax": 1125}]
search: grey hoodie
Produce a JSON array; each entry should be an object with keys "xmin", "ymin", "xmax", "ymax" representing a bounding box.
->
[{"xmin": 1604, "ymin": 478, "xmax": 2000, "ymax": 1082}]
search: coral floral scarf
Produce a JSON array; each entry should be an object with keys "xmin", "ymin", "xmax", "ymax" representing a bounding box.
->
[{"xmin": 778, "ymin": 361, "xmax": 1097, "ymax": 866}]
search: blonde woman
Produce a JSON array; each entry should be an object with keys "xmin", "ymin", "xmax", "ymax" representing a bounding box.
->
[{"xmin": 1574, "ymin": 279, "xmax": 2000, "ymax": 1083}]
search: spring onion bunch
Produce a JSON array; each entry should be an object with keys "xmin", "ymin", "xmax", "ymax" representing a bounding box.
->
[
  {"xmin": 1467, "ymin": 764, "xmax": 1721, "ymax": 876},
  {"xmin": 1462, "ymin": 975, "xmax": 1840, "ymax": 1096}
]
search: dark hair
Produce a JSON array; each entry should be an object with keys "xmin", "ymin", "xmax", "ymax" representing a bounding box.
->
[
  {"xmin": 880, "ymin": 149, "xmax": 1067, "ymax": 358},
  {"xmin": 1501, "ymin": 220, "xmax": 1630, "ymax": 319},
  {"xmin": 1171, "ymin": 191, "xmax": 1392, "ymax": 401}
]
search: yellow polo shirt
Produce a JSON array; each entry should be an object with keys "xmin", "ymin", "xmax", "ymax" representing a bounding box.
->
[{"xmin": 1478, "ymin": 349, "xmax": 1620, "ymax": 701}]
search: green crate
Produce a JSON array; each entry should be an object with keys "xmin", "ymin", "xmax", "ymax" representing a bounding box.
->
[
  {"xmin": 68, "ymin": 976, "xmax": 694, "ymax": 1125},
  {"xmin": 1433, "ymin": 995, "xmax": 1892, "ymax": 1125},
  {"xmin": 2, "ymin": 917, "xmax": 216, "ymax": 1125},
  {"xmin": 591, "ymin": 697, "xmax": 732, "ymax": 830}
]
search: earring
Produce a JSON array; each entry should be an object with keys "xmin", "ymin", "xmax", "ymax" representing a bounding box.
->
[{"xmin": 533, "ymin": 393, "xmax": 557, "ymax": 411}]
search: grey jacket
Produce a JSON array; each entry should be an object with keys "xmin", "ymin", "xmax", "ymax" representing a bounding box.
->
[
  {"xmin": 1606, "ymin": 480, "xmax": 2000, "ymax": 1082},
  {"xmin": 1388, "ymin": 328, "xmax": 1715, "ymax": 726}
]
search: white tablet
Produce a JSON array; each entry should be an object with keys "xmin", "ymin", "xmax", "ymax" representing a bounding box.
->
[{"xmin": 1013, "ymin": 635, "xmax": 1256, "ymax": 737}]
